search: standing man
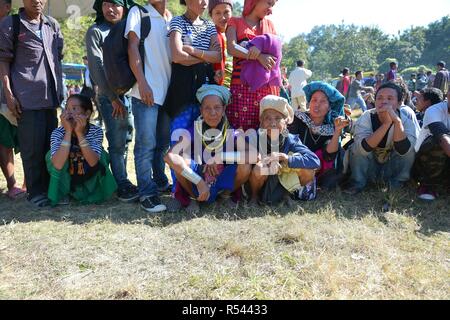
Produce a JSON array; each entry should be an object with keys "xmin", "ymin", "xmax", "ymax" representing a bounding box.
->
[
  {"xmin": 86, "ymin": 0, "xmax": 139, "ymax": 203},
  {"xmin": 125, "ymin": 0, "xmax": 172, "ymax": 212},
  {"xmin": 347, "ymin": 71, "xmax": 374, "ymax": 112},
  {"xmin": 386, "ymin": 61, "xmax": 398, "ymax": 82},
  {"xmin": 288, "ymin": 60, "xmax": 312, "ymax": 112},
  {"xmin": 433, "ymin": 61, "xmax": 449, "ymax": 95},
  {"xmin": 0, "ymin": 0, "xmax": 64, "ymax": 207}
]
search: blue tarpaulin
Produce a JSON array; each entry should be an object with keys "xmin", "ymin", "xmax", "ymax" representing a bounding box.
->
[{"xmin": 62, "ymin": 63, "xmax": 85, "ymax": 81}]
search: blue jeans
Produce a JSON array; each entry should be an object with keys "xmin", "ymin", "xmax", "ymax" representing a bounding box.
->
[
  {"xmin": 98, "ymin": 94, "xmax": 133, "ymax": 189},
  {"xmin": 347, "ymin": 96, "xmax": 367, "ymax": 112},
  {"xmin": 349, "ymin": 146, "xmax": 415, "ymax": 189},
  {"xmin": 132, "ymin": 98, "xmax": 169, "ymax": 197}
]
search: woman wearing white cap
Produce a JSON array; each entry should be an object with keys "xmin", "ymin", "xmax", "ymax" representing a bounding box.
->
[{"xmin": 249, "ymin": 95, "xmax": 320, "ymax": 206}]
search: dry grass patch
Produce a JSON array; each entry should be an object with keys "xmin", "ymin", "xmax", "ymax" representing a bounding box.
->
[{"xmin": 0, "ymin": 140, "xmax": 449, "ymax": 299}]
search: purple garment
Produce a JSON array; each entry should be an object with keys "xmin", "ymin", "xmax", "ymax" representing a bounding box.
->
[{"xmin": 240, "ymin": 34, "xmax": 282, "ymax": 92}]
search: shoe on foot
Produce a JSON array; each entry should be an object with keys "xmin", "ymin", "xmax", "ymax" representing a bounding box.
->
[
  {"xmin": 417, "ymin": 185, "xmax": 437, "ymax": 201},
  {"xmin": 140, "ymin": 195, "xmax": 167, "ymax": 213},
  {"xmin": 117, "ymin": 184, "xmax": 140, "ymax": 203}
]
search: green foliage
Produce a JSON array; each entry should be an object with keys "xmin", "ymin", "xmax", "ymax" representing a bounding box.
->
[
  {"xmin": 400, "ymin": 65, "xmax": 432, "ymax": 76},
  {"xmin": 60, "ymin": 15, "xmax": 95, "ymax": 64},
  {"xmin": 283, "ymin": 16, "xmax": 449, "ymax": 80}
]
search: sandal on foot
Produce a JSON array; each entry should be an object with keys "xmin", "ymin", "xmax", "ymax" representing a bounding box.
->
[
  {"xmin": 7, "ymin": 187, "xmax": 26, "ymax": 200},
  {"xmin": 28, "ymin": 195, "xmax": 50, "ymax": 208}
]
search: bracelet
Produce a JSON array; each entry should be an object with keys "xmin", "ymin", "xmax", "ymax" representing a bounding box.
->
[
  {"xmin": 181, "ymin": 167, "xmax": 202, "ymax": 185},
  {"xmin": 60, "ymin": 140, "xmax": 71, "ymax": 148},
  {"xmin": 200, "ymin": 49, "xmax": 205, "ymax": 59},
  {"xmin": 79, "ymin": 138, "xmax": 89, "ymax": 148}
]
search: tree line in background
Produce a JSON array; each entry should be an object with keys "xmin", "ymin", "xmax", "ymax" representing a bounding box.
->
[
  {"xmin": 55, "ymin": 1, "xmax": 448, "ymax": 82},
  {"xmin": 283, "ymin": 16, "xmax": 450, "ymax": 80}
]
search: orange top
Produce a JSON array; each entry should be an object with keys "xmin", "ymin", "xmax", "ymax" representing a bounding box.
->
[{"xmin": 227, "ymin": 17, "xmax": 276, "ymax": 86}]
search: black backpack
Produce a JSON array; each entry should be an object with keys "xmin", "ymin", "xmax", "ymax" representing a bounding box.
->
[{"xmin": 103, "ymin": 5, "xmax": 151, "ymax": 96}]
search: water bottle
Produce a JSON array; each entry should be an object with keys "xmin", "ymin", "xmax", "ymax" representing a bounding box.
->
[{"xmin": 183, "ymin": 31, "xmax": 193, "ymax": 45}]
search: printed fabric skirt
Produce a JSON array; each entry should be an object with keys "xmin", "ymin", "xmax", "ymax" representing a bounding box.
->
[
  {"xmin": 174, "ymin": 161, "xmax": 238, "ymax": 206},
  {"xmin": 226, "ymin": 83, "xmax": 279, "ymax": 131},
  {"xmin": 46, "ymin": 149, "xmax": 117, "ymax": 206}
]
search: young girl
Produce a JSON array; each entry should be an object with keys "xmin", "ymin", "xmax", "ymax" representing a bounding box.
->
[
  {"xmin": 226, "ymin": 0, "xmax": 279, "ymax": 131},
  {"xmin": 164, "ymin": 0, "xmax": 222, "ymax": 132},
  {"xmin": 46, "ymin": 94, "xmax": 116, "ymax": 206},
  {"xmin": 208, "ymin": 0, "xmax": 233, "ymax": 85}
]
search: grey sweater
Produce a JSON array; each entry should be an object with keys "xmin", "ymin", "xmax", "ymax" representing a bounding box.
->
[{"xmin": 85, "ymin": 22, "xmax": 118, "ymax": 102}]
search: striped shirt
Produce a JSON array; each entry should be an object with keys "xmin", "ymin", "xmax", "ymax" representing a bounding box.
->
[
  {"xmin": 168, "ymin": 15, "xmax": 216, "ymax": 51},
  {"xmin": 50, "ymin": 124, "xmax": 103, "ymax": 157}
]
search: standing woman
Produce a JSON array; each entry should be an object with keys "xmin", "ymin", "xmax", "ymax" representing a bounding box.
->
[
  {"xmin": 164, "ymin": 0, "xmax": 222, "ymax": 135},
  {"xmin": 226, "ymin": 0, "xmax": 279, "ymax": 131}
]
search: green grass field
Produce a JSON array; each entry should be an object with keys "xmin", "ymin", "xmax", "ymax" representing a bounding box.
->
[{"xmin": 0, "ymin": 136, "xmax": 449, "ymax": 299}]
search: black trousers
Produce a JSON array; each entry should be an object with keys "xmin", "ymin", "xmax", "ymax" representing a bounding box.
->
[{"xmin": 17, "ymin": 109, "xmax": 58, "ymax": 199}]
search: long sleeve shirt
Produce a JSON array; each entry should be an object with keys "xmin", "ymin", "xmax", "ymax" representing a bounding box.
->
[
  {"xmin": 353, "ymin": 107, "xmax": 420, "ymax": 156},
  {"xmin": 0, "ymin": 9, "xmax": 64, "ymax": 110},
  {"xmin": 85, "ymin": 22, "xmax": 118, "ymax": 102}
]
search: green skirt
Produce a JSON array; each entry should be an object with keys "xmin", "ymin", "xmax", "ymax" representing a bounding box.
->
[
  {"xmin": 0, "ymin": 114, "xmax": 19, "ymax": 152},
  {"xmin": 46, "ymin": 150, "xmax": 118, "ymax": 206}
]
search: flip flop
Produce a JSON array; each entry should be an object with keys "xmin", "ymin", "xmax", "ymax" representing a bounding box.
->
[
  {"xmin": 28, "ymin": 194, "xmax": 50, "ymax": 208},
  {"xmin": 7, "ymin": 187, "xmax": 26, "ymax": 200}
]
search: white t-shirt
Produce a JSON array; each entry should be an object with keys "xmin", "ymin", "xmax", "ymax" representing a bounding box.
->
[
  {"xmin": 288, "ymin": 67, "xmax": 312, "ymax": 98},
  {"xmin": 415, "ymin": 100, "xmax": 450, "ymax": 151},
  {"xmin": 125, "ymin": 5, "xmax": 172, "ymax": 105}
]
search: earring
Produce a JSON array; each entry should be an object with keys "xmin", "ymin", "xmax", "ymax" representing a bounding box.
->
[{"xmin": 281, "ymin": 128, "xmax": 289, "ymax": 138}]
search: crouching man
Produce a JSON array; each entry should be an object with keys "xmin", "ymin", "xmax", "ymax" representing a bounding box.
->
[{"xmin": 344, "ymin": 82, "xmax": 419, "ymax": 194}]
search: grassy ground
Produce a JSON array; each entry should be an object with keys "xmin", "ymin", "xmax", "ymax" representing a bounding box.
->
[{"xmin": 0, "ymin": 133, "xmax": 449, "ymax": 299}]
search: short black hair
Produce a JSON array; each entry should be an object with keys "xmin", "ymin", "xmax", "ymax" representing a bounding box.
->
[
  {"xmin": 67, "ymin": 94, "xmax": 94, "ymax": 114},
  {"xmin": 420, "ymin": 88, "xmax": 444, "ymax": 105},
  {"xmin": 390, "ymin": 62, "xmax": 397, "ymax": 68},
  {"xmin": 437, "ymin": 61, "xmax": 446, "ymax": 68},
  {"xmin": 296, "ymin": 60, "xmax": 304, "ymax": 67},
  {"xmin": 342, "ymin": 68, "xmax": 349, "ymax": 75},
  {"xmin": 355, "ymin": 70, "xmax": 362, "ymax": 77},
  {"xmin": 375, "ymin": 82, "xmax": 403, "ymax": 103}
]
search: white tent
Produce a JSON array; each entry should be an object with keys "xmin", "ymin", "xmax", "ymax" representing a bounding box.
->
[{"xmin": 12, "ymin": 0, "xmax": 95, "ymax": 18}]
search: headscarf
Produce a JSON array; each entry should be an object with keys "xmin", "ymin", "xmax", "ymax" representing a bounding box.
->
[
  {"xmin": 93, "ymin": 0, "xmax": 136, "ymax": 24},
  {"xmin": 196, "ymin": 84, "xmax": 231, "ymax": 106},
  {"xmin": 303, "ymin": 81, "xmax": 345, "ymax": 125},
  {"xmin": 243, "ymin": 0, "xmax": 259, "ymax": 16}
]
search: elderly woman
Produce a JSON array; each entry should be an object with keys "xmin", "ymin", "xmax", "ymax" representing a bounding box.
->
[
  {"xmin": 164, "ymin": 84, "xmax": 252, "ymax": 214},
  {"xmin": 288, "ymin": 81, "xmax": 350, "ymax": 190},
  {"xmin": 249, "ymin": 96, "xmax": 320, "ymax": 206}
]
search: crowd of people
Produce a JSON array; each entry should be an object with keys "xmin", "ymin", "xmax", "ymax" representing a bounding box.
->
[{"xmin": 0, "ymin": 0, "xmax": 448, "ymax": 213}]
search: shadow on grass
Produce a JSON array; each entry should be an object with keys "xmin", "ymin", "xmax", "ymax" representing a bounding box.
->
[{"xmin": 0, "ymin": 185, "xmax": 448, "ymax": 236}]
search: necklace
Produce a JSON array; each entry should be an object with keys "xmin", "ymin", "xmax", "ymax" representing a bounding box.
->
[
  {"xmin": 305, "ymin": 127, "xmax": 322, "ymax": 146},
  {"xmin": 195, "ymin": 118, "xmax": 229, "ymax": 151}
]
